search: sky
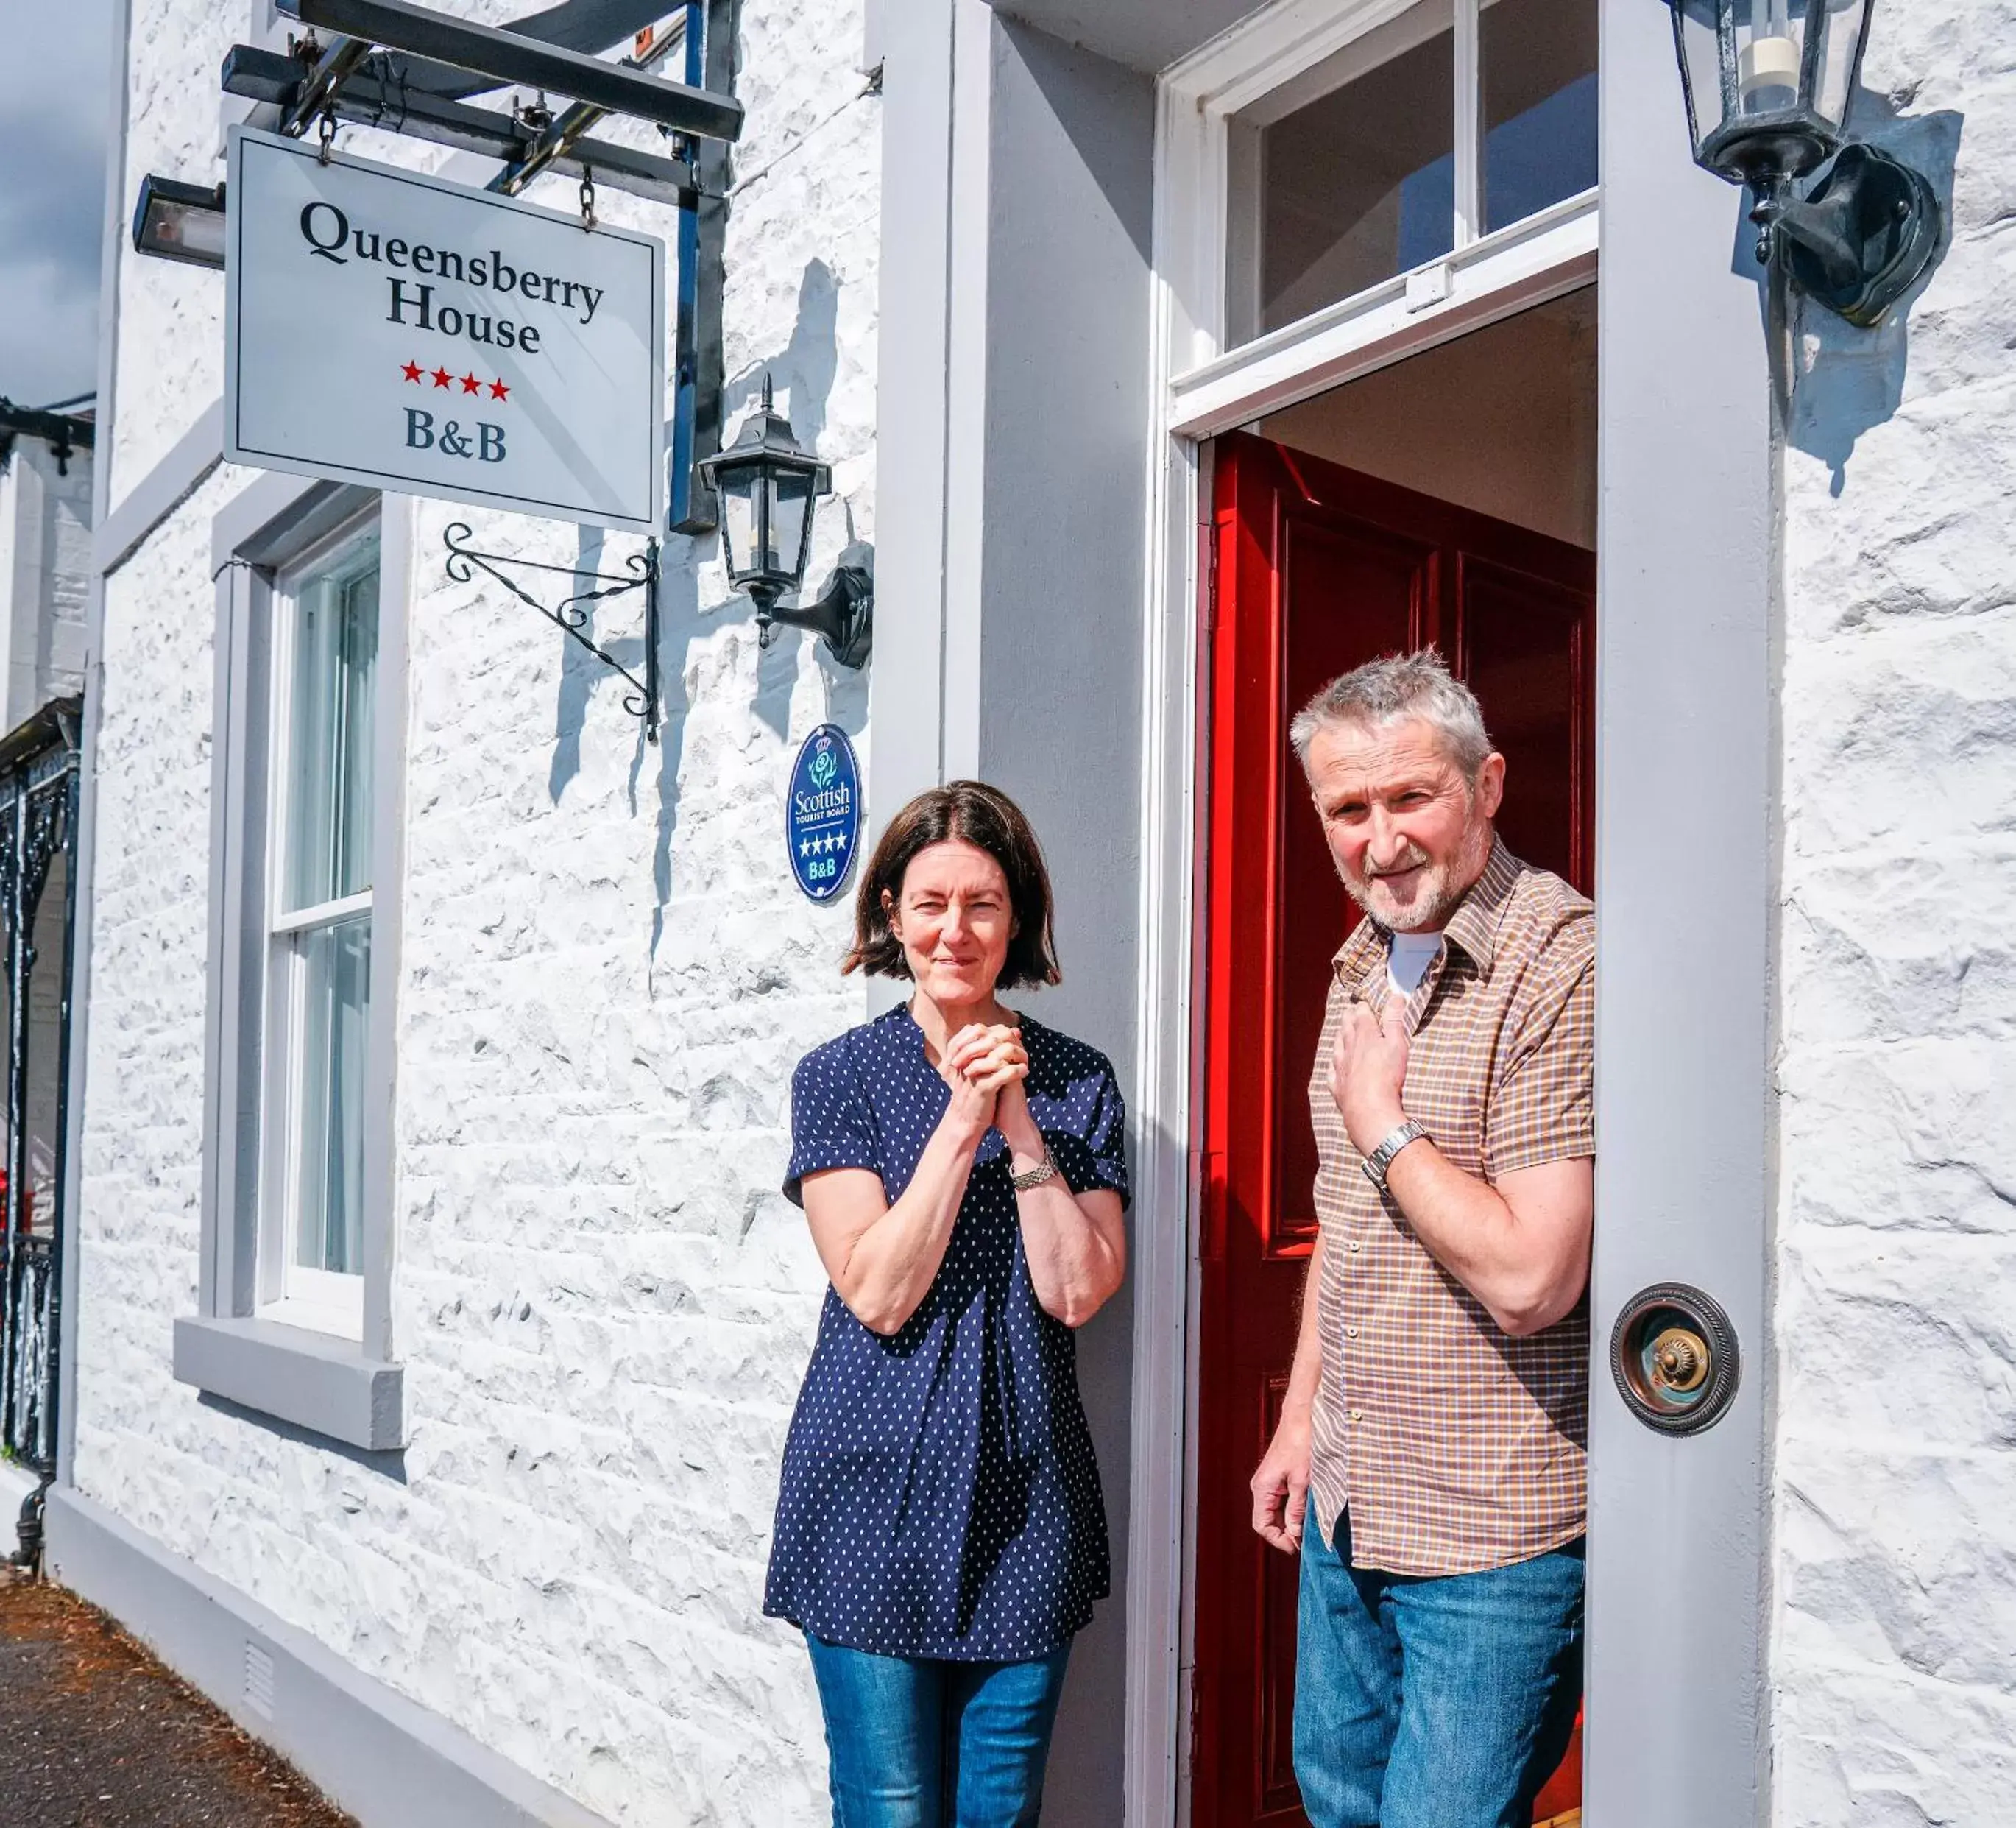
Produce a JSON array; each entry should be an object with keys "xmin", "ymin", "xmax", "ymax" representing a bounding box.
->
[{"xmin": 0, "ymin": 0, "xmax": 117, "ymax": 409}]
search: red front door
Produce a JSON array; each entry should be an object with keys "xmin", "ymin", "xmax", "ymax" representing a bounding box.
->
[{"xmin": 1192, "ymin": 431, "xmax": 1596, "ymax": 1828}]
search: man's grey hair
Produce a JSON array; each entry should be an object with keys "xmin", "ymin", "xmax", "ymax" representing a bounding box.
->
[{"xmin": 1288, "ymin": 649, "xmax": 1494, "ymax": 781}]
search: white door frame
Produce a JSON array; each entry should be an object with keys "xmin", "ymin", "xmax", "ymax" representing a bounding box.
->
[{"xmin": 1125, "ymin": 3, "xmax": 1599, "ymax": 1818}]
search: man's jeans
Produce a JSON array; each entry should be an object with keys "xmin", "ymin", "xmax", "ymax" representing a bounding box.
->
[
  {"xmin": 1293, "ymin": 1502, "xmax": 1584, "ymax": 1828},
  {"xmin": 804, "ymin": 1633, "xmax": 1072, "ymax": 1827}
]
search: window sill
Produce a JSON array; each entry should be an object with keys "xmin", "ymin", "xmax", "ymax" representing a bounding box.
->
[
  {"xmin": 258, "ymin": 1291, "xmax": 364, "ymax": 1343},
  {"xmin": 172, "ymin": 1316, "xmax": 403, "ymax": 1451}
]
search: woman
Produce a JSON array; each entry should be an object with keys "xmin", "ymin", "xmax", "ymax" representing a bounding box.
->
[{"xmin": 767, "ymin": 781, "xmax": 1129, "ymax": 1827}]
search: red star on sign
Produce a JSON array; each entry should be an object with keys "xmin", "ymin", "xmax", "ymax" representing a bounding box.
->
[
  {"xmin": 431, "ymin": 367, "xmax": 453, "ymax": 389},
  {"xmin": 400, "ymin": 360, "xmax": 422, "ymax": 383},
  {"xmin": 489, "ymin": 377, "xmax": 510, "ymax": 401},
  {"xmin": 460, "ymin": 373, "xmax": 481, "ymax": 395}
]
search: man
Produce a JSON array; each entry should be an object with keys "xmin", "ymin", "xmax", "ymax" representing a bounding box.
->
[{"xmin": 1249, "ymin": 651, "xmax": 1594, "ymax": 1828}]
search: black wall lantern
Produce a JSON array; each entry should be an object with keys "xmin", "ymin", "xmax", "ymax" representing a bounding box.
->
[
  {"xmin": 698, "ymin": 378, "xmax": 872, "ymax": 668},
  {"xmin": 1668, "ymin": 0, "xmax": 1940, "ymax": 325}
]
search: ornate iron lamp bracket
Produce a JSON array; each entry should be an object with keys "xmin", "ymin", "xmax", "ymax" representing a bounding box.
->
[{"xmin": 442, "ymin": 522, "xmax": 661, "ymax": 741}]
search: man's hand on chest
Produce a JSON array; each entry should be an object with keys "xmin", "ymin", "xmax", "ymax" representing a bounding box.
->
[{"xmin": 1329, "ymin": 988, "xmax": 1412, "ymax": 1157}]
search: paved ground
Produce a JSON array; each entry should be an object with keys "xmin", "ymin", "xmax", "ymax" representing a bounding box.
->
[{"xmin": 0, "ymin": 1571, "xmax": 355, "ymax": 1827}]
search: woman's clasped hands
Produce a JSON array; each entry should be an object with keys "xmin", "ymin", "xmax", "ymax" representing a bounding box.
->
[{"xmin": 937, "ymin": 1022, "xmax": 1030, "ymax": 1134}]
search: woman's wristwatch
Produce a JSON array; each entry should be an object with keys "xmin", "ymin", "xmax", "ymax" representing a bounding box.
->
[
  {"xmin": 1360, "ymin": 1119, "xmax": 1430, "ymax": 1190},
  {"xmin": 1009, "ymin": 1146, "xmax": 1058, "ymax": 1191}
]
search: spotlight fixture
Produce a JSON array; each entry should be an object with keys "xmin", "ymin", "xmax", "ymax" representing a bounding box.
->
[{"xmin": 132, "ymin": 175, "xmax": 228, "ymax": 270}]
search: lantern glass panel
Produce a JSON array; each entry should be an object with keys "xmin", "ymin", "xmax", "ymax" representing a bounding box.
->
[
  {"xmin": 1735, "ymin": 0, "xmax": 1807, "ymax": 121},
  {"xmin": 1811, "ymin": 0, "xmax": 1870, "ymax": 133},
  {"xmin": 1671, "ymin": 0, "xmax": 1730, "ymax": 150},
  {"xmin": 770, "ymin": 470, "xmax": 816, "ymax": 582},
  {"xmin": 718, "ymin": 465, "xmax": 758, "ymax": 582},
  {"xmin": 1671, "ymin": 0, "xmax": 1864, "ymax": 164}
]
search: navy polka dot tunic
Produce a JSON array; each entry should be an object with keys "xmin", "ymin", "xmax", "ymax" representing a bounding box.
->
[{"xmin": 764, "ymin": 1004, "xmax": 1129, "ymax": 1662}]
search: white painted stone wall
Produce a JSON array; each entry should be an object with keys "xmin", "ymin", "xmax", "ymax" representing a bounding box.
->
[
  {"xmin": 1772, "ymin": 7, "xmax": 2016, "ymax": 1822},
  {"xmin": 93, "ymin": 1, "xmax": 2016, "ymax": 1821},
  {"xmin": 77, "ymin": 2, "xmax": 878, "ymax": 1821}
]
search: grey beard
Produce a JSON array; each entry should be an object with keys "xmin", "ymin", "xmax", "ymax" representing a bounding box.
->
[
  {"xmin": 1337, "ymin": 828, "xmax": 1491, "ymax": 932},
  {"xmin": 1341, "ymin": 869, "xmax": 1465, "ymax": 933}
]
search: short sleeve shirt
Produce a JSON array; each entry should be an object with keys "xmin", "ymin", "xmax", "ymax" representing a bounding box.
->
[
  {"xmin": 1307, "ymin": 841, "xmax": 1594, "ymax": 1577},
  {"xmin": 764, "ymin": 1005, "xmax": 1128, "ymax": 1660}
]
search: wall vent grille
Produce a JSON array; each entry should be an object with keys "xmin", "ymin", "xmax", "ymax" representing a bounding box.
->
[{"xmin": 244, "ymin": 1641, "xmax": 275, "ymax": 1720}]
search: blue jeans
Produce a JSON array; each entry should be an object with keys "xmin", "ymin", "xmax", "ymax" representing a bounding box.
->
[
  {"xmin": 1293, "ymin": 1503, "xmax": 1584, "ymax": 1828},
  {"xmin": 804, "ymin": 1634, "xmax": 1072, "ymax": 1828}
]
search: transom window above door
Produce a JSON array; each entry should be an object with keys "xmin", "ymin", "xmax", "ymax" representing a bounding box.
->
[{"xmin": 1224, "ymin": 0, "xmax": 1597, "ymax": 345}]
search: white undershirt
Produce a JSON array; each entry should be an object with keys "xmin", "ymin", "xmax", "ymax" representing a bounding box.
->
[{"xmin": 1387, "ymin": 929, "xmax": 1445, "ymax": 1000}]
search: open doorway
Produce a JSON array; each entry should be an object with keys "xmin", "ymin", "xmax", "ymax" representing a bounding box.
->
[{"xmin": 1190, "ymin": 287, "xmax": 1596, "ymax": 1828}]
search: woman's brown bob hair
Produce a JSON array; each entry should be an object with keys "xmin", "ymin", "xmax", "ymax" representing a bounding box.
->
[{"xmin": 843, "ymin": 781, "xmax": 1061, "ymax": 988}]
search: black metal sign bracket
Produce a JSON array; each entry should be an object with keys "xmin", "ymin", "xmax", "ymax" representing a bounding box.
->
[
  {"xmin": 276, "ymin": 0, "xmax": 740, "ymax": 139},
  {"xmin": 222, "ymin": 43, "xmax": 705, "ymax": 206},
  {"xmin": 221, "ymin": 0, "xmax": 742, "ymax": 210},
  {"xmin": 443, "ymin": 523, "xmax": 661, "ymax": 742}
]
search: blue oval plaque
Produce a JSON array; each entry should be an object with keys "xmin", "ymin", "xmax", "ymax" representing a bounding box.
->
[{"xmin": 786, "ymin": 723, "xmax": 861, "ymax": 903}]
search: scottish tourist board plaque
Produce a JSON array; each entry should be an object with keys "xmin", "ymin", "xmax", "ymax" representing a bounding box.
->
[
  {"xmin": 224, "ymin": 125, "xmax": 665, "ymax": 532},
  {"xmin": 787, "ymin": 724, "xmax": 860, "ymax": 903}
]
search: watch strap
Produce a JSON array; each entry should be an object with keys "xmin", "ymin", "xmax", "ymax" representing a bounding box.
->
[
  {"xmin": 1009, "ymin": 1148, "xmax": 1058, "ymax": 1191},
  {"xmin": 1361, "ymin": 1119, "xmax": 1430, "ymax": 1189}
]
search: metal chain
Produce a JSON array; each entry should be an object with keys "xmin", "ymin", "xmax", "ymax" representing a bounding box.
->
[
  {"xmin": 317, "ymin": 107, "xmax": 337, "ymax": 166},
  {"xmin": 579, "ymin": 163, "xmax": 597, "ymax": 232}
]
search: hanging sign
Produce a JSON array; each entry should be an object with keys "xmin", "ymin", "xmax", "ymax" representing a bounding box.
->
[
  {"xmin": 224, "ymin": 126, "xmax": 665, "ymax": 534},
  {"xmin": 787, "ymin": 724, "xmax": 861, "ymax": 903}
]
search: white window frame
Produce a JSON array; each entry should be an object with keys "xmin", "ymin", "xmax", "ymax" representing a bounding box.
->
[
  {"xmin": 255, "ymin": 519, "xmax": 382, "ymax": 1340},
  {"xmin": 177, "ymin": 476, "xmax": 410, "ymax": 1453},
  {"xmin": 1160, "ymin": 0, "xmax": 1598, "ymax": 438},
  {"xmin": 1126, "ymin": 1, "xmax": 1602, "ymax": 1815}
]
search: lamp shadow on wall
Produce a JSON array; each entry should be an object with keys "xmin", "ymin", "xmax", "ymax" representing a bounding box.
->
[
  {"xmin": 1777, "ymin": 97, "xmax": 1963, "ymax": 496},
  {"xmin": 644, "ymin": 556, "xmax": 701, "ymax": 964}
]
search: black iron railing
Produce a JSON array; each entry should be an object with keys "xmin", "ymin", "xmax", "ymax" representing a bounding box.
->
[
  {"xmin": 5, "ymin": 1233, "xmax": 55, "ymax": 1467},
  {"xmin": 0, "ymin": 701, "xmax": 81, "ymax": 1566}
]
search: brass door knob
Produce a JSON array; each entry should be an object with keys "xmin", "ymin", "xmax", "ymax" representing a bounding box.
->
[
  {"xmin": 1649, "ymin": 1327, "xmax": 1708, "ymax": 1392},
  {"xmin": 1610, "ymin": 1284, "xmax": 1740, "ymax": 1434}
]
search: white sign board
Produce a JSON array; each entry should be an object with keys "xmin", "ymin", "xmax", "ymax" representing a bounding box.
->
[{"xmin": 225, "ymin": 127, "xmax": 665, "ymax": 533}]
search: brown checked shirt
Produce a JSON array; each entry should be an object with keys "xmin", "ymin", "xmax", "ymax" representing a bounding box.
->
[{"xmin": 1306, "ymin": 839, "xmax": 1594, "ymax": 1577}]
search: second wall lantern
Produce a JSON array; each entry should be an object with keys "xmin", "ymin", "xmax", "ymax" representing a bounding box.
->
[
  {"xmin": 699, "ymin": 378, "xmax": 872, "ymax": 668},
  {"xmin": 1667, "ymin": 0, "xmax": 1941, "ymax": 326}
]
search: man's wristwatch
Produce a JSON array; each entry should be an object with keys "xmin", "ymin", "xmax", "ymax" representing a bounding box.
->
[
  {"xmin": 1010, "ymin": 1148, "xmax": 1058, "ymax": 1191},
  {"xmin": 1360, "ymin": 1120, "xmax": 1430, "ymax": 1190}
]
